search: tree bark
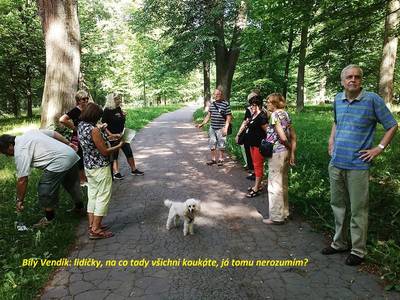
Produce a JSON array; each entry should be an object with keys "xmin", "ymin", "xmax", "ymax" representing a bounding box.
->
[
  {"xmin": 37, "ymin": 0, "xmax": 81, "ymax": 128},
  {"xmin": 317, "ymin": 75, "xmax": 327, "ymax": 105},
  {"xmin": 283, "ymin": 27, "xmax": 294, "ymax": 99},
  {"xmin": 379, "ymin": 0, "xmax": 400, "ymax": 104},
  {"xmin": 143, "ymin": 75, "xmax": 147, "ymax": 107},
  {"xmin": 8, "ymin": 64, "xmax": 20, "ymax": 117},
  {"xmin": 203, "ymin": 60, "xmax": 211, "ymax": 109},
  {"xmin": 212, "ymin": 1, "xmax": 246, "ymax": 101},
  {"xmin": 26, "ymin": 66, "xmax": 33, "ymax": 118},
  {"xmin": 296, "ymin": 23, "xmax": 309, "ymax": 112}
]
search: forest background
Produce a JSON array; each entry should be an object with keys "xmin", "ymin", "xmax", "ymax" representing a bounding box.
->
[
  {"xmin": 0, "ymin": 0, "xmax": 399, "ymax": 297},
  {"xmin": 1, "ymin": 0, "xmax": 400, "ymax": 119}
]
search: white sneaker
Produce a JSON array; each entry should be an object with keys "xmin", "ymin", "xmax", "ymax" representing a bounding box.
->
[{"xmin": 33, "ymin": 217, "xmax": 52, "ymax": 228}]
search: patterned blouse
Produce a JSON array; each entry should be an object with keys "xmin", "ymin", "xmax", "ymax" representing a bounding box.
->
[
  {"xmin": 77, "ymin": 121, "xmax": 110, "ymax": 169},
  {"xmin": 265, "ymin": 110, "xmax": 292, "ymax": 153}
]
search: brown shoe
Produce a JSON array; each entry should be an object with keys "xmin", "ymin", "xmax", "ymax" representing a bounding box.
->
[{"xmin": 345, "ymin": 254, "xmax": 364, "ymax": 266}]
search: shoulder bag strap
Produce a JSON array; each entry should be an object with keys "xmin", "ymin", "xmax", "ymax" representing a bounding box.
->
[{"xmin": 213, "ymin": 102, "xmax": 226, "ymax": 120}]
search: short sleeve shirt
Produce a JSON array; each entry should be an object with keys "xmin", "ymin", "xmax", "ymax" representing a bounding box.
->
[
  {"xmin": 331, "ymin": 90, "xmax": 397, "ymax": 170},
  {"xmin": 14, "ymin": 129, "xmax": 79, "ymax": 178},
  {"xmin": 209, "ymin": 100, "xmax": 232, "ymax": 130},
  {"xmin": 102, "ymin": 107, "xmax": 125, "ymax": 134},
  {"xmin": 266, "ymin": 110, "xmax": 292, "ymax": 153},
  {"xmin": 66, "ymin": 107, "xmax": 82, "ymax": 128}
]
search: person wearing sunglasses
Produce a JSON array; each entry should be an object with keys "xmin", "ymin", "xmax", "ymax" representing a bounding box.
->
[{"xmin": 59, "ymin": 90, "xmax": 90, "ymax": 187}]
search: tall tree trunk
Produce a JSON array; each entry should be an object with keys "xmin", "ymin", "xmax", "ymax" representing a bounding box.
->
[
  {"xmin": 212, "ymin": 1, "xmax": 246, "ymax": 101},
  {"xmin": 143, "ymin": 75, "xmax": 147, "ymax": 107},
  {"xmin": 214, "ymin": 46, "xmax": 240, "ymax": 101},
  {"xmin": 37, "ymin": 0, "xmax": 81, "ymax": 128},
  {"xmin": 203, "ymin": 60, "xmax": 211, "ymax": 109},
  {"xmin": 26, "ymin": 66, "xmax": 33, "ymax": 118},
  {"xmin": 296, "ymin": 24, "xmax": 309, "ymax": 112},
  {"xmin": 283, "ymin": 27, "xmax": 294, "ymax": 99},
  {"xmin": 8, "ymin": 64, "xmax": 20, "ymax": 117},
  {"xmin": 379, "ymin": 0, "xmax": 400, "ymax": 104},
  {"xmin": 317, "ymin": 75, "xmax": 327, "ymax": 105}
]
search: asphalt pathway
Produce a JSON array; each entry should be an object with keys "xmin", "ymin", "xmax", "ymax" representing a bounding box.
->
[{"xmin": 41, "ymin": 104, "xmax": 399, "ymax": 300}]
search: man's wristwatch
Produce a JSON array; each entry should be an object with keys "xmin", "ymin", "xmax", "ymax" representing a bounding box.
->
[{"xmin": 378, "ymin": 144, "xmax": 385, "ymax": 150}]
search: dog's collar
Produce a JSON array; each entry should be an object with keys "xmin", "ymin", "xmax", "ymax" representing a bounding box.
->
[{"xmin": 188, "ymin": 216, "xmax": 194, "ymax": 223}]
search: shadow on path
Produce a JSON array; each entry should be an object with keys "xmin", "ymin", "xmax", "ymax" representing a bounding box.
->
[{"xmin": 42, "ymin": 104, "xmax": 398, "ymax": 300}]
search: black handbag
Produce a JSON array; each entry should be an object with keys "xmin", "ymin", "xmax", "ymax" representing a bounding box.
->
[
  {"xmin": 237, "ymin": 129, "xmax": 246, "ymax": 145},
  {"xmin": 259, "ymin": 139, "xmax": 274, "ymax": 158}
]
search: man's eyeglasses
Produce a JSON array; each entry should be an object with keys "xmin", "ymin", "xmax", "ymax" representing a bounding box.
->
[{"xmin": 80, "ymin": 97, "xmax": 89, "ymax": 102}]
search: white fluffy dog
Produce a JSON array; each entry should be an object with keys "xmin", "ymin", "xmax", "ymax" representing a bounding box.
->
[{"xmin": 164, "ymin": 198, "xmax": 201, "ymax": 236}]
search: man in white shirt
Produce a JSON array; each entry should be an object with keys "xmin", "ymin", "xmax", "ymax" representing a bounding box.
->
[{"xmin": 0, "ymin": 129, "xmax": 83, "ymax": 227}]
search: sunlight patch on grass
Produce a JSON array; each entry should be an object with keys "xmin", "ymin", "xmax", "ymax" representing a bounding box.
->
[{"xmin": 4, "ymin": 123, "xmax": 39, "ymax": 135}]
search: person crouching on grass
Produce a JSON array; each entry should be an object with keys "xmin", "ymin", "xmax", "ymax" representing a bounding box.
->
[
  {"xmin": 77, "ymin": 102, "xmax": 124, "ymax": 239},
  {"xmin": 0, "ymin": 130, "xmax": 83, "ymax": 228}
]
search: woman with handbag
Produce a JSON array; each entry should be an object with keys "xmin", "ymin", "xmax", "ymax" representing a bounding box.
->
[
  {"xmin": 237, "ymin": 95, "xmax": 268, "ymax": 198},
  {"xmin": 78, "ymin": 103, "xmax": 124, "ymax": 239},
  {"xmin": 236, "ymin": 91, "xmax": 260, "ymax": 180},
  {"xmin": 262, "ymin": 93, "xmax": 297, "ymax": 225}
]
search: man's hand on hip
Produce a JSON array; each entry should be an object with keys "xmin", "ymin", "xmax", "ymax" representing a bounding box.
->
[{"xmin": 359, "ymin": 147, "xmax": 383, "ymax": 162}]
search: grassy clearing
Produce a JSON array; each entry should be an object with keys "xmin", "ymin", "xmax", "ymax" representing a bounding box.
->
[
  {"xmin": 0, "ymin": 104, "xmax": 182, "ymax": 300},
  {"xmin": 194, "ymin": 105, "xmax": 400, "ymax": 288}
]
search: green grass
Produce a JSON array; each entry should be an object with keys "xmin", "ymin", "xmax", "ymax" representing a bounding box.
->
[
  {"xmin": 194, "ymin": 105, "xmax": 400, "ymax": 289},
  {"xmin": 0, "ymin": 104, "xmax": 182, "ymax": 299}
]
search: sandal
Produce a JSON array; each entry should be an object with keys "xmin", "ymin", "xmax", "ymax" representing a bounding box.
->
[
  {"xmin": 247, "ymin": 186, "xmax": 264, "ymax": 192},
  {"xmin": 217, "ymin": 160, "xmax": 224, "ymax": 166},
  {"xmin": 89, "ymin": 229, "xmax": 114, "ymax": 240},
  {"xmin": 246, "ymin": 188, "xmax": 261, "ymax": 198},
  {"xmin": 206, "ymin": 160, "xmax": 217, "ymax": 166},
  {"xmin": 88, "ymin": 224, "xmax": 110, "ymax": 233}
]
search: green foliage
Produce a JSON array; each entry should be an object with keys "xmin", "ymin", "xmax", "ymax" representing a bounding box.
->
[
  {"xmin": 125, "ymin": 104, "xmax": 184, "ymax": 130},
  {"xmin": 78, "ymin": 0, "xmax": 202, "ymax": 106},
  {"xmin": 369, "ymin": 240, "xmax": 400, "ymax": 288},
  {"xmin": 231, "ymin": 0, "xmax": 391, "ymax": 106},
  {"xmin": 0, "ymin": 0, "xmax": 45, "ymax": 117}
]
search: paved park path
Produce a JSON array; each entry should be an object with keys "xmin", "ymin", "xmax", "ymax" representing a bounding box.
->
[{"xmin": 42, "ymin": 104, "xmax": 398, "ymax": 300}]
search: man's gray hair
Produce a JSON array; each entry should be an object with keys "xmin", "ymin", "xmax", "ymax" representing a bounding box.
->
[{"xmin": 341, "ymin": 64, "xmax": 363, "ymax": 81}]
